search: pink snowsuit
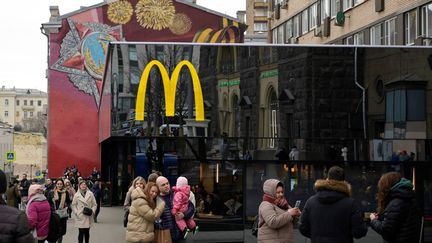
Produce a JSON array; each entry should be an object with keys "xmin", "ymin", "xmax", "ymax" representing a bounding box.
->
[{"xmin": 171, "ymin": 185, "xmax": 196, "ymax": 231}]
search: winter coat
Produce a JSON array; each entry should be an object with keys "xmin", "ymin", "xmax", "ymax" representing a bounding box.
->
[
  {"xmin": 299, "ymin": 179, "xmax": 367, "ymax": 243},
  {"xmin": 125, "ymin": 188, "xmax": 165, "ymax": 243},
  {"xmin": 172, "ymin": 185, "xmax": 191, "ymax": 214},
  {"xmin": 370, "ymin": 178, "xmax": 422, "ymax": 243},
  {"xmin": 71, "ymin": 190, "xmax": 97, "ymax": 229},
  {"xmin": 157, "ymin": 191, "xmax": 195, "ymax": 241},
  {"xmin": 52, "ymin": 190, "xmax": 71, "ymax": 236},
  {"xmin": 0, "ymin": 199, "xmax": 34, "ymax": 243},
  {"xmin": 19, "ymin": 179, "xmax": 30, "ymax": 197},
  {"xmin": 26, "ymin": 194, "xmax": 51, "ymax": 240},
  {"xmin": 258, "ymin": 179, "xmax": 294, "ymax": 243},
  {"xmin": 6, "ymin": 184, "xmax": 20, "ymax": 208}
]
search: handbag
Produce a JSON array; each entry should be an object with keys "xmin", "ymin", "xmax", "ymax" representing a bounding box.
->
[
  {"xmin": 83, "ymin": 206, "xmax": 93, "ymax": 216},
  {"xmin": 56, "ymin": 208, "xmax": 69, "ymax": 219},
  {"xmin": 123, "ymin": 209, "xmax": 129, "ymax": 228},
  {"xmin": 154, "ymin": 229, "xmax": 172, "ymax": 243}
]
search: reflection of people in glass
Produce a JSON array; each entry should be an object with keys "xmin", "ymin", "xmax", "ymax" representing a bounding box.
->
[
  {"xmin": 203, "ymin": 194, "xmax": 220, "ymax": 215},
  {"xmin": 224, "ymin": 195, "xmax": 242, "ymax": 216},
  {"xmin": 370, "ymin": 172, "xmax": 422, "ymax": 243}
]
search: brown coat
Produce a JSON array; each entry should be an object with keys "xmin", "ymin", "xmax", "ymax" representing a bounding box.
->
[
  {"xmin": 125, "ymin": 188, "xmax": 165, "ymax": 243},
  {"xmin": 258, "ymin": 179, "xmax": 294, "ymax": 243}
]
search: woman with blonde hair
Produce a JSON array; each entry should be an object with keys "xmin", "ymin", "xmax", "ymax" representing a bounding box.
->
[
  {"xmin": 64, "ymin": 179, "xmax": 75, "ymax": 218},
  {"xmin": 370, "ymin": 172, "xmax": 422, "ymax": 243},
  {"xmin": 123, "ymin": 176, "xmax": 146, "ymax": 227},
  {"xmin": 126, "ymin": 182, "xmax": 165, "ymax": 242}
]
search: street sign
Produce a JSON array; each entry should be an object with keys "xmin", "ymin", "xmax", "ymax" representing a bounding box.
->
[{"xmin": 4, "ymin": 151, "xmax": 16, "ymax": 163}]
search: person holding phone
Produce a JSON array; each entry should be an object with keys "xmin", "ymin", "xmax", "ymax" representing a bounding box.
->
[
  {"xmin": 299, "ymin": 166, "xmax": 367, "ymax": 243},
  {"xmin": 257, "ymin": 179, "xmax": 300, "ymax": 243}
]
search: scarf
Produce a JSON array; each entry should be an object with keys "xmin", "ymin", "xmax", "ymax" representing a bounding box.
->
[
  {"xmin": 262, "ymin": 194, "xmax": 289, "ymax": 210},
  {"xmin": 26, "ymin": 193, "xmax": 47, "ymax": 214},
  {"xmin": 53, "ymin": 188, "xmax": 67, "ymax": 209},
  {"xmin": 80, "ymin": 189, "xmax": 87, "ymax": 198}
]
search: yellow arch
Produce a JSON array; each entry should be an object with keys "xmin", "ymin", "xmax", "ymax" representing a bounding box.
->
[{"xmin": 135, "ymin": 60, "xmax": 205, "ymax": 121}]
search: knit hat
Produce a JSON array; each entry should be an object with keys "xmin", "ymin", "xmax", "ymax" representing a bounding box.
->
[
  {"xmin": 28, "ymin": 184, "xmax": 43, "ymax": 197},
  {"xmin": 0, "ymin": 170, "xmax": 6, "ymax": 194},
  {"xmin": 176, "ymin": 176, "xmax": 188, "ymax": 187}
]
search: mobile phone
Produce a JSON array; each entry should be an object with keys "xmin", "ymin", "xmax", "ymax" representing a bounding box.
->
[{"xmin": 294, "ymin": 200, "xmax": 301, "ymax": 208}]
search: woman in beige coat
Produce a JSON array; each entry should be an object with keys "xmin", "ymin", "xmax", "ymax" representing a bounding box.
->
[
  {"xmin": 71, "ymin": 180, "xmax": 97, "ymax": 243},
  {"xmin": 258, "ymin": 179, "xmax": 301, "ymax": 243},
  {"xmin": 126, "ymin": 182, "xmax": 165, "ymax": 243}
]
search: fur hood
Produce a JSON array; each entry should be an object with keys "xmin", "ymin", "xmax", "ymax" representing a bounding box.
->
[{"xmin": 314, "ymin": 179, "xmax": 352, "ymax": 204}]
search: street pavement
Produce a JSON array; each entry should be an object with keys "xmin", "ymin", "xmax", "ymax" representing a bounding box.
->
[{"xmin": 61, "ymin": 206, "xmax": 382, "ymax": 243}]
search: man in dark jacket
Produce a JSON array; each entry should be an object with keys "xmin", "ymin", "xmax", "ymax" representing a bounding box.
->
[
  {"xmin": 156, "ymin": 176, "xmax": 195, "ymax": 242},
  {"xmin": 299, "ymin": 166, "xmax": 367, "ymax": 243},
  {"xmin": 0, "ymin": 170, "xmax": 34, "ymax": 242}
]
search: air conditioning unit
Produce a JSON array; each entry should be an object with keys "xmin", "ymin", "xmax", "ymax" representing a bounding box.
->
[
  {"xmin": 314, "ymin": 26, "xmax": 322, "ymax": 37},
  {"xmin": 281, "ymin": 0, "xmax": 288, "ymax": 9}
]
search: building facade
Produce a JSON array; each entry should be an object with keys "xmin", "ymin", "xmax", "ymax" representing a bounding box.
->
[
  {"xmin": 269, "ymin": 0, "xmax": 432, "ymax": 46},
  {"xmin": 245, "ymin": 0, "xmax": 270, "ymax": 42},
  {"xmin": 0, "ymin": 87, "xmax": 47, "ymax": 128}
]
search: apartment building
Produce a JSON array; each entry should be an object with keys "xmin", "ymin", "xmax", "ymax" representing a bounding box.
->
[
  {"xmin": 268, "ymin": 0, "xmax": 432, "ymax": 45},
  {"xmin": 245, "ymin": 0, "xmax": 270, "ymax": 42},
  {"xmin": 0, "ymin": 86, "xmax": 47, "ymax": 127}
]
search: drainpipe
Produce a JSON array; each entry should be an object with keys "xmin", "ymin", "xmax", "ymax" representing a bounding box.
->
[{"xmin": 354, "ymin": 48, "xmax": 366, "ymax": 139}]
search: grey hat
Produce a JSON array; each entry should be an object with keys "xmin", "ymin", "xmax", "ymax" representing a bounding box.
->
[{"xmin": 0, "ymin": 170, "xmax": 6, "ymax": 194}]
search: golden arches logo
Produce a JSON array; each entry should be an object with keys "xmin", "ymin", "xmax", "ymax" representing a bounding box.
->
[{"xmin": 135, "ymin": 60, "xmax": 204, "ymax": 121}]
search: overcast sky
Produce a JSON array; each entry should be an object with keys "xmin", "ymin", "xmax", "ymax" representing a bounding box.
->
[{"xmin": 0, "ymin": 0, "xmax": 245, "ymax": 92}]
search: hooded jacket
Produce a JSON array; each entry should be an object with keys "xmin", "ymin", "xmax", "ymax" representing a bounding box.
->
[
  {"xmin": 26, "ymin": 193, "xmax": 51, "ymax": 240},
  {"xmin": 299, "ymin": 179, "xmax": 367, "ymax": 243},
  {"xmin": 126, "ymin": 188, "xmax": 165, "ymax": 243},
  {"xmin": 370, "ymin": 178, "xmax": 422, "ymax": 243},
  {"xmin": 258, "ymin": 179, "xmax": 294, "ymax": 243},
  {"xmin": 172, "ymin": 185, "xmax": 191, "ymax": 214}
]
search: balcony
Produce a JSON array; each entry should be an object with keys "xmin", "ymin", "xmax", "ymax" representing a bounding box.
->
[
  {"xmin": 254, "ymin": 16, "xmax": 268, "ymax": 22},
  {"xmin": 254, "ymin": 1, "xmax": 268, "ymax": 8},
  {"xmin": 21, "ymin": 106, "xmax": 35, "ymax": 110}
]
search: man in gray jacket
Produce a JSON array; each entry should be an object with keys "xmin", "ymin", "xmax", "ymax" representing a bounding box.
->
[{"xmin": 0, "ymin": 170, "xmax": 34, "ymax": 242}]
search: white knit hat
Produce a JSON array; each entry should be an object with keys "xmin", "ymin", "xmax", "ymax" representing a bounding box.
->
[{"xmin": 176, "ymin": 176, "xmax": 188, "ymax": 187}]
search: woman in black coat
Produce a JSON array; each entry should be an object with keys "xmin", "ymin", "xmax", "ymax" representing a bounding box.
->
[
  {"xmin": 370, "ymin": 172, "xmax": 422, "ymax": 243},
  {"xmin": 51, "ymin": 179, "xmax": 71, "ymax": 243}
]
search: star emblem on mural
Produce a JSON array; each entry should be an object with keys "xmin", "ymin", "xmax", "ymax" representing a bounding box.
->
[{"xmin": 51, "ymin": 19, "xmax": 121, "ymax": 106}]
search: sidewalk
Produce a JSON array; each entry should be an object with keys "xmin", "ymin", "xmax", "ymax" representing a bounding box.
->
[{"xmin": 61, "ymin": 206, "xmax": 382, "ymax": 243}]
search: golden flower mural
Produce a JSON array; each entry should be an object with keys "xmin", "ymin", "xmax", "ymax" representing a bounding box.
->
[
  {"xmin": 135, "ymin": 0, "xmax": 176, "ymax": 30},
  {"xmin": 169, "ymin": 13, "xmax": 192, "ymax": 35},
  {"xmin": 107, "ymin": 0, "xmax": 134, "ymax": 25}
]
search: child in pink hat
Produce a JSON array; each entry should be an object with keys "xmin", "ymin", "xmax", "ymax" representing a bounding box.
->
[{"xmin": 171, "ymin": 176, "xmax": 198, "ymax": 239}]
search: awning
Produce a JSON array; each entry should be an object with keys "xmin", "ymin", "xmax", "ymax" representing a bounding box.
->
[
  {"xmin": 239, "ymin": 96, "xmax": 252, "ymax": 106},
  {"xmin": 279, "ymin": 89, "xmax": 295, "ymax": 101}
]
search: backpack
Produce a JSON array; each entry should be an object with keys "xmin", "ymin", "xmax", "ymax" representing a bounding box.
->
[{"xmin": 46, "ymin": 210, "xmax": 62, "ymax": 242}]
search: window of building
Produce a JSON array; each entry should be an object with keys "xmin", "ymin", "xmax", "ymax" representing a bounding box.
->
[
  {"xmin": 16, "ymin": 100, "xmax": 20, "ymax": 106},
  {"xmin": 277, "ymin": 25, "xmax": 284, "ymax": 43},
  {"xmin": 4, "ymin": 111, "xmax": 8, "ymax": 117},
  {"xmin": 421, "ymin": 4, "xmax": 432, "ymax": 37},
  {"xmin": 384, "ymin": 18, "xmax": 396, "ymax": 45},
  {"xmin": 309, "ymin": 3, "xmax": 318, "ymax": 30},
  {"xmin": 254, "ymin": 23, "xmax": 268, "ymax": 32},
  {"xmin": 24, "ymin": 111, "xmax": 28, "ymax": 118},
  {"xmin": 285, "ymin": 19, "xmax": 293, "ymax": 40},
  {"xmin": 302, "ymin": 10, "xmax": 309, "ymax": 34},
  {"xmin": 354, "ymin": 0, "xmax": 364, "ymax": 5},
  {"xmin": 293, "ymin": 15, "xmax": 300, "ymax": 38},
  {"xmin": 38, "ymin": 100, "xmax": 42, "ymax": 106},
  {"xmin": 405, "ymin": 9, "xmax": 418, "ymax": 45},
  {"xmin": 16, "ymin": 111, "xmax": 19, "ymax": 117},
  {"xmin": 30, "ymin": 100, "xmax": 33, "ymax": 106},
  {"xmin": 272, "ymin": 29, "xmax": 277, "ymax": 43},
  {"xmin": 370, "ymin": 23, "xmax": 383, "ymax": 45},
  {"xmin": 331, "ymin": 0, "xmax": 340, "ymax": 18},
  {"xmin": 354, "ymin": 32, "xmax": 364, "ymax": 45},
  {"xmin": 24, "ymin": 100, "xmax": 27, "ymax": 106},
  {"xmin": 37, "ymin": 111, "xmax": 42, "ymax": 117},
  {"xmin": 255, "ymin": 8, "xmax": 267, "ymax": 17},
  {"xmin": 321, "ymin": 0, "xmax": 330, "ymax": 23},
  {"xmin": 343, "ymin": 0, "xmax": 352, "ymax": 11},
  {"xmin": 386, "ymin": 89, "xmax": 425, "ymax": 123},
  {"xmin": 5, "ymin": 99, "xmax": 9, "ymax": 106},
  {"xmin": 344, "ymin": 36, "xmax": 353, "ymax": 45},
  {"xmin": 268, "ymin": 88, "xmax": 278, "ymax": 148},
  {"xmin": 30, "ymin": 111, "xmax": 33, "ymax": 117}
]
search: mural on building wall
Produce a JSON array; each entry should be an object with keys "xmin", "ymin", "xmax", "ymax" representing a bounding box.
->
[{"xmin": 51, "ymin": 19, "xmax": 121, "ymax": 106}]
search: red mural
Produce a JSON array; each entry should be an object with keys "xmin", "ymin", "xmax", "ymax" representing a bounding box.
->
[{"xmin": 47, "ymin": 0, "xmax": 245, "ymax": 177}]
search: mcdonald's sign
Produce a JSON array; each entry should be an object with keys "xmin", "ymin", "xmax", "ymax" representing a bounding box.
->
[{"xmin": 135, "ymin": 60, "xmax": 204, "ymax": 121}]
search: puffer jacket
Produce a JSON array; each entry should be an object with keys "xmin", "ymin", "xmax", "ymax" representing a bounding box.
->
[
  {"xmin": 126, "ymin": 188, "xmax": 165, "ymax": 243},
  {"xmin": 26, "ymin": 193, "xmax": 51, "ymax": 240},
  {"xmin": 172, "ymin": 185, "xmax": 190, "ymax": 214},
  {"xmin": 370, "ymin": 178, "xmax": 422, "ymax": 243},
  {"xmin": 258, "ymin": 179, "xmax": 294, "ymax": 243},
  {"xmin": 299, "ymin": 179, "xmax": 367, "ymax": 243},
  {"xmin": 0, "ymin": 199, "xmax": 34, "ymax": 243}
]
